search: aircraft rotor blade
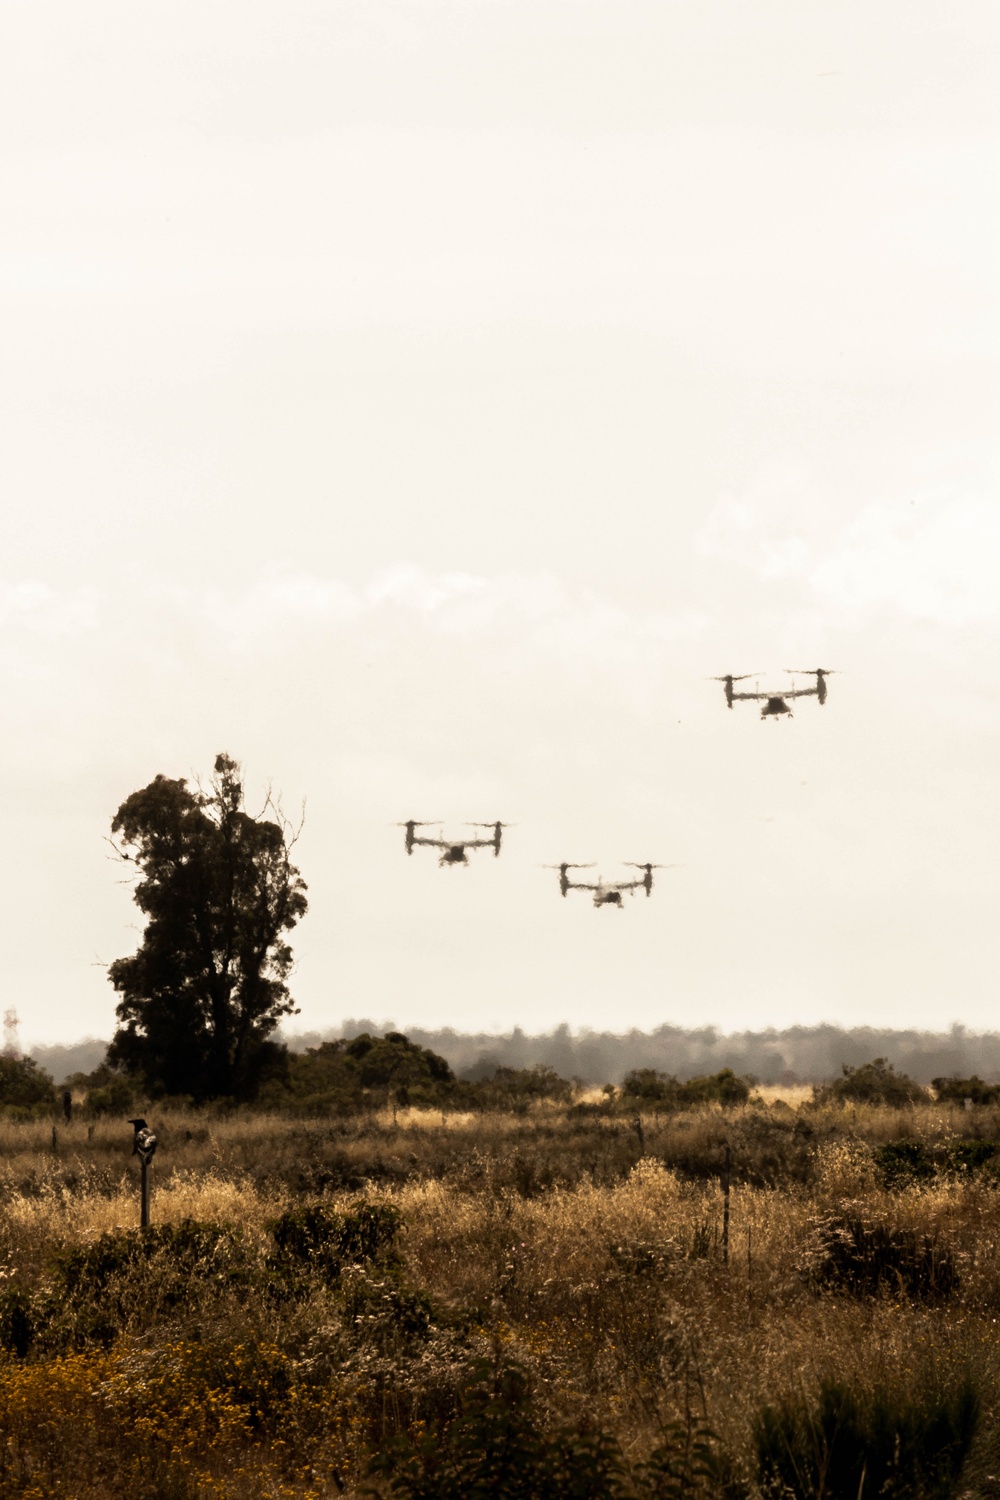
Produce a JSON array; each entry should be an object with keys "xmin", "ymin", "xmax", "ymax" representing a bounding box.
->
[{"xmin": 783, "ymin": 668, "xmax": 838, "ymax": 675}]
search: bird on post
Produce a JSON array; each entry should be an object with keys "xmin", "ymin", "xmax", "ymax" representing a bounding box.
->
[{"xmin": 127, "ymin": 1117, "xmax": 158, "ymax": 1166}]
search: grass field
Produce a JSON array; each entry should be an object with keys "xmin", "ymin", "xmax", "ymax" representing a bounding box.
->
[{"xmin": 0, "ymin": 1095, "xmax": 997, "ymax": 1496}]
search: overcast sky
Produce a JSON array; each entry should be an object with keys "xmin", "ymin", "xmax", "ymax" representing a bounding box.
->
[{"xmin": 4, "ymin": 1, "xmax": 1000, "ymax": 1045}]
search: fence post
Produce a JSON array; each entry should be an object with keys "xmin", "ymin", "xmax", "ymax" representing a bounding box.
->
[
  {"xmin": 722, "ymin": 1144, "xmax": 731, "ymax": 1265},
  {"xmin": 747, "ymin": 1222, "xmax": 753, "ymax": 1311},
  {"xmin": 128, "ymin": 1120, "xmax": 157, "ymax": 1229}
]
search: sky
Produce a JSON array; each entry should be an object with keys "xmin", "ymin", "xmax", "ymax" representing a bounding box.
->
[{"xmin": 3, "ymin": 0, "xmax": 1000, "ymax": 1045}]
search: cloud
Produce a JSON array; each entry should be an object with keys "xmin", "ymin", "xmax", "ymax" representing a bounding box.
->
[
  {"xmin": 202, "ymin": 573, "xmax": 362, "ymax": 640},
  {"xmin": 698, "ymin": 476, "xmax": 1000, "ymax": 626},
  {"xmin": 811, "ymin": 497, "xmax": 1000, "ymax": 625},
  {"xmin": 695, "ymin": 466, "xmax": 822, "ymax": 580},
  {"xmin": 199, "ymin": 565, "xmax": 705, "ymax": 681},
  {"xmin": 0, "ymin": 580, "xmax": 102, "ymax": 636},
  {"xmin": 365, "ymin": 565, "xmax": 490, "ymax": 615}
]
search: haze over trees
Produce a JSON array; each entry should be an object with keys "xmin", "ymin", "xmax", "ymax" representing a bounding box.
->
[
  {"xmin": 287, "ymin": 1020, "xmax": 1000, "ymax": 1090},
  {"xmin": 106, "ymin": 754, "xmax": 307, "ymax": 1102},
  {"xmin": 28, "ymin": 1022, "xmax": 1000, "ymax": 1099}
]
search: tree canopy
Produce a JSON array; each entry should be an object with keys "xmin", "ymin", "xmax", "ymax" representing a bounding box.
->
[
  {"xmin": 0, "ymin": 1055, "xmax": 56, "ymax": 1113},
  {"xmin": 107, "ymin": 754, "xmax": 307, "ymax": 1101},
  {"xmin": 278, "ymin": 1032, "xmax": 455, "ymax": 1113}
]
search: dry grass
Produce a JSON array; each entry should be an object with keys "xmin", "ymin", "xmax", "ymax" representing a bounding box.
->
[{"xmin": 0, "ymin": 1097, "xmax": 998, "ymax": 1494}]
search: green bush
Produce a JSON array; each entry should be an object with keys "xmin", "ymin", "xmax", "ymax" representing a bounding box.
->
[
  {"xmin": 367, "ymin": 1353, "xmax": 745, "ymax": 1500},
  {"xmin": 805, "ymin": 1214, "xmax": 957, "ymax": 1301},
  {"xmin": 366, "ymin": 1354, "xmax": 627, "ymax": 1499},
  {"xmin": 872, "ymin": 1140, "xmax": 936, "ymax": 1189},
  {"xmin": 755, "ymin": 1374, "xmax": 979, "ymax": 1498},
  {"xmin": 619, "ymin": 1068, "xmax": 751, "ymax": 1111},
  {"xmin": 83, "ymin": 1077, "xmax": 136, "ymax": 1117},
  {"xmin": 45, "ymin": 1220, "xmax": 260, "ymax": 1346},
  {"xmin": 342, "ymin": 1271, "xmax": 433, "ymax": 1353},
  {"xmin": 269, "ymin": 1200, "xmax": 401, "ymax": 1281},
  {"xmin": 637, "ymin": 1415, "xmax": 748, "ymax": 1499},
  {"xmin": 874, "ymin": 1138, "xmax": 998, "ymax": 1188},
  {"xmin": 818, "ymin": 1058, "xmax": 926, "ymax": 1107},
  {"xmin": 276, "ymin": 1032, "xmax": 456, "ymax": 1112},
  {"xmin": 944, "ymin": 1138, "xmax": 997, "ymax": 1174},
  {"xmin": 932, "ymin": 1074, "xmax": 1000, "ymax": 1106},
  {"xmin": 0, "ymin": 1055, "xmax": 56, "ymax": 1111},
  {"xmin": 620, "ymin": 1069, "xmax": 673, "ymax": 1104},
  {"xmin": 462, "ymin": 1065, "xmax": 573, "ymax": 1113},
  {"xmin": 0, "ymin": 1283, "xmax": 36, "ymax": 1357}
]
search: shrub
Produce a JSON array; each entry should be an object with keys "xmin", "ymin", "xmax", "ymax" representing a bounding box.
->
[
  {"xmin": 83, "ymin": 1077, "xmax": 136, "ymax": 1117},
  {"xmin": 279, "ymin": 1032, "xmax": 456, "ymax": 1112},
  {"xmin": 754, "ymin": 1374, "xmax": 979, "ymax": 1499},
  {"xmin": 945, "ymin": 1138, "xmax": 997, "ymax": 1174},
  {"xmin": 0, "ymin": 1283, "xmax": 35, "ymax": 1358},
  {"xmin": 805, "ymin": 1213, "xmax": 958, "ymax": 1300},
  {"xmin": 872, "ymin": 1140, "xmax": 936, "ymax": 1189},
  {"xmin": 932, "ymin": 1074, "xmax": 1000, "ymax": 1106},
  {"xmin": 0, "ymin": 1055, "xmax": 56, "ymax": 1111},
  {"xmin": 620, "ymin": 1068, "xmax": 673, "ymax": 1104},
  {"xmin": 817, "ymin": 1058, "xmax": 926, "ymax": 1107},
  {"xmin": 342, "ymin": 1270, "xmax": 433, "ymax": 1353},
  {"xmin": 463, "ymin": 1065, "xmax": 573, "ymax": 1112},
  {"xmin": 366, "ymin": 1354, "xmax": 628, "ymax": 1499},
  {"xmin": 46, "ymin": 1221, "xmax": 260, "ymax": 1345},
  {"xmin": 619, "ymin": 1069, "xmax": 751, "ymax": 1111},
  {"xmin": 367, "ymin": 1353, "xmax": 745, "ymax": 1500},
  {"xmin": 873, "ymin": 1138, "xmax": 999, "ymax": 1188},
  {"xmin": 637, "ymin": 1415, "xmax": 749, "ymax": 1500},
  {"xmin": 270, "ymin": 1200, "xmax": 402, "ymax": 1281},
  {"xmin": 682, "ymin": 1069, "xmax": 752, "ymax": 1108}
]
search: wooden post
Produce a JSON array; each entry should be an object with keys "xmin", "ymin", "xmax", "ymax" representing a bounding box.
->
[
  {"xmin": 51, "ymin": 1125, "xmax": 58, "ymax": 1155},
  {"xmin": 633, "ymin": 1115, "xmax": 645, "ymax": 1153},
  {"xmin": 140, "ymin": 1157, "xmax": 150, "ymax": 1228},
  {"xmin": 747, "ymin": 1222, "xmax": 753, "ymax": 1312},
  {"xmin": 722, "ymin": 1144, "xmax": 731, "ymax": 1265}
]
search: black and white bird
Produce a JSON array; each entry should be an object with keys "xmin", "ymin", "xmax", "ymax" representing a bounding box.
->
[{"xmin": 127, "ymin": 1117, "xmax": 158, "ymax": 1165}]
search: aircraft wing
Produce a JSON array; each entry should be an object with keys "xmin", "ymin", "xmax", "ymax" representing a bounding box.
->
[
  {"xmin": 568, "ymin": 881, "xmax": 601, "ymax": 891},
  {"xmin": 463, "ymin": 836, "xmax": 494, "ymax": 848},
  {"xmin": 731, "ymin": 689, "xmax": 767, "ymax": 701},
  {"xmin": 411, "ymin": 835, "xmax": 449, "ymax": 849},
  {"xmin": 782, "ymin": 685, "xmax": 818, "ymax": 699}
]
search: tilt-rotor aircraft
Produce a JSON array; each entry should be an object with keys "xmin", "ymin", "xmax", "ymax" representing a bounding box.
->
[
  {"xmin": 712, "ymin": 668, "xmax": 836, "ymax": 719},
  {"xmin": 545, "ymin": 862, "xmax": 668, "ymax": 908},
  {"xmin": 399, "ymin": 820, "xmax": 507, "ymax": 866}
]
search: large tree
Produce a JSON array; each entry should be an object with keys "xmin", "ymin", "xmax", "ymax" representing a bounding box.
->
[{"xmin": 107, "ymin": 754, "xmax": 308, "ymax": 1101}]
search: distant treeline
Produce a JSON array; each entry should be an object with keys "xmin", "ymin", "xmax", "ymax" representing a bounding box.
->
[
  {"xmin": 290, "ymin": 1021, "xmax": 1000, "ymax": 1088},
  {"xmin": 30, "ymin": 1021, "xmax": 1000, "ymax": 1089}
]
